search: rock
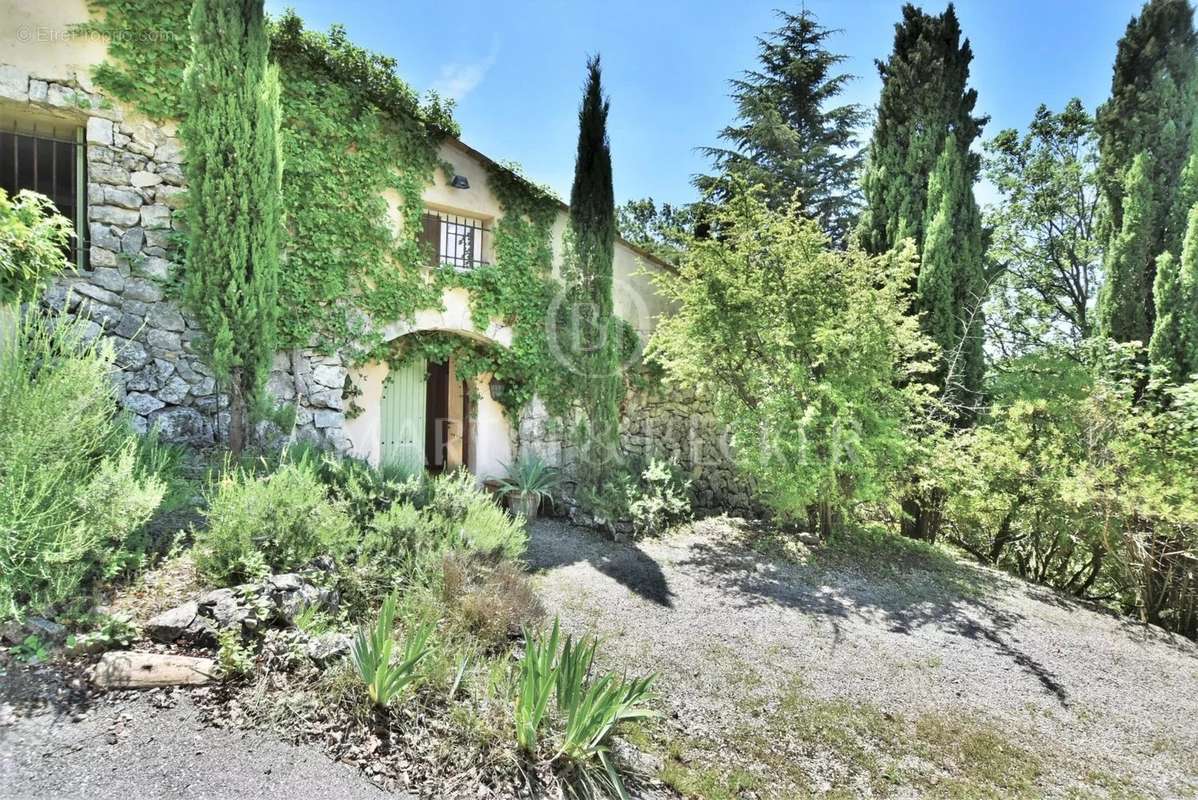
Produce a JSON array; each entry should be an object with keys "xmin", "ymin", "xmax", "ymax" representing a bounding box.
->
[
  {"xmin": 0, "ymin": 620, "xmax": 25, "ymax": 644},
  {"xmin": 158, "ymin": 375, "xmax": 191, "ymax": 405},
  {"xmin": 91, "ymin": 267, "xmax": 125, "ymax": 293},
  {"xmin": 145, "ymin": 601, "xmax": 199, "ymax": 642},
  {"xmin": 121, "ymin": 227, "xmax": 146, "ymax": 255},
  {"xmin": 90, "ymin": 204, "xmax": 139, "ymax": 226},
  {"xmin": 310, "ymin": 363, "xmax": 345, "ymax": 389},
  {"xmin": 157, "ymin": 184, "xmax": 187, "ymax": 209},
  {"xmin": 130, "ymin": 170, "xmax": 162, "ymax": 188},
  {"xmin": 103, "ymin": 186, "xmax": 143, "ymax": 209},
  {"xmin": 146, "ymin": 327, "xmax": 182, "ymax": 352},
  {"xmin": 92, "ymin": 651, "xmax": 216, "ymax": 689},
  {"xmin": 24, "ymin": 617, "xmax": 67, "ymax": 643},
  {"xmin": 123, "ymin": 277, "xmax": 163, "ymax": 303},
  {"xmin": 71, "ymin": 281, "xmax": 121, "ymax": 306},
  {"xmin": 140, "ymin": 204, "xmax": 172, "ymax": 229},
  {"xmin": 89, "ymin": 163, "xmax": 131, "ymax": 186},
  {"xmin": 306, "ymin": 633, "xmax": 351, "ymax": 666},
  {"xmin": 90, "ymin": 223, "xmax": 122, "ymax": 252},
  {"xmin": 198, "ymin": 588, "xmax": 259, "ymax": 631},
  {"xmin": 312, "ymin": 409, "xmax": 343, "ymax": 430},
  {"xmin": 123, "ymin": 392, "xmax": 165, "ymax": 416},
  {"xmin": 134, "ymin": 256, "xmax": 173, "ymax": 281},
  {"xmin": 0, "ymin": 65, "xmax": 29, "ymax": 101},
  {"xmin": 149, "ymin": 406, "xmax": 212, "ymax": 444},
  {"xmin": 112, "ymin": 338, "xmax": 151, "ymax": 370},
  {"xmin": 148, "ymin": 304, "xmax": 185, "ymax": 332},
  {"xmin": 155, "ymin": 138, "xmax": 185, "ymax": 164}
]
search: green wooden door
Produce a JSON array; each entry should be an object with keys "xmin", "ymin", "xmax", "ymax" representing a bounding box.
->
[{"xmin": 380, "ymin": 357, "xmax": 427, "ymax": 472}]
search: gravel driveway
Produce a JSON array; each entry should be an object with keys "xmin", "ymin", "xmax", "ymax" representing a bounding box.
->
[
  {"xmin": 528, "ymin": 517, "xmax": 1198, "ymax": 799},
  {"xmin": 0, "ymin": 666, "xmax": 385, "ymax": 800}
]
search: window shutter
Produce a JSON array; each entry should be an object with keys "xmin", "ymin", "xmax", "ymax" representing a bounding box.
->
[{"xmin": 420, "ymin": 213, "xmax": 441, "ymax": 266}]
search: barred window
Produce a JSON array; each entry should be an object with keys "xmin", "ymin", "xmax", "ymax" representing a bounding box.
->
[{"xmin": 418, "ymin": 210, "xmax": 490, "ymax": 271}]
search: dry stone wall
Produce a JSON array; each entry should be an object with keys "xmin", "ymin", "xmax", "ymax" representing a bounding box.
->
[{"xmin": 2, "ymin": 66, "xmax": 348, "ymax": 450}]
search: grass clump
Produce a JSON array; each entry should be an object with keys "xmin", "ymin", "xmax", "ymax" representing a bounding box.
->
[{"xmin": 350, "ymin": 593, "xmax": 433, "ymax": 708}]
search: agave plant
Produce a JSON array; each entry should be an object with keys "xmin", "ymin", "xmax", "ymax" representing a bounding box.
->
[
  {"xmin": 350, "ymin": 593, "xmax": 433, "ymax": 708},
  {"xmin": 496, "ymin": 454, "xmax": 561, "ymax": 521}
]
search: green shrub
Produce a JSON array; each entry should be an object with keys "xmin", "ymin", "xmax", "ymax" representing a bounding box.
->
[
  {"xmin": 216, "ymin": 627, "xmax": 256, "ymax": 680},
  {"xmin": 316, "ymin": 451, "xmax": 426, "ymax": 527},
  {"xmin": 194, "ymin": 460, "xmax": 356, "ymax": 585},
  {"xmin": 0, "ymin": 188, "xmax": 71, "ymax": 304},
  {"xmin": 628, "ymin": 457, "xmax": 693, "ymax": 536},
  {"xmin": 0, "ymin": 312, "xmax": 164, "ymax": 621}
]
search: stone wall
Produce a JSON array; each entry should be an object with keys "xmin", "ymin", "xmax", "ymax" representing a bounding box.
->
[
  {"xmin": 2, "ymin": 67, "xmax": 348, "ymax": 450},
  {"xmin": 618, "ymin": 384, "xmax": 758, "ymax": 517}
]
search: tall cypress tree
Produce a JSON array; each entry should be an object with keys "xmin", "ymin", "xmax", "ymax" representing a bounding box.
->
[
  {"xmin": 1150, "ymin": 202, "xmax": 1198, "ymax": 382},
  {"xmin": 182, "ymin": 0, "xmax": 282, "ymax": 454},
  {"xmin": 858, "ymin": 3, "xmax": 987, "ymax": 541},
  {"xmin": 1099, "ymin": 153, "xmax": 1157, "ymax": 348},
  {"xmin": 857, "ymin": 4, "xmax": 986, "ymax": 262},
  {"xmin": 1096, "ymin": 0, "xmax": 1198, "ymax": 344},
  {"xmin": 567, "ymin": 55, "xmax": 620, "ymax": 500},
  {"xmin": 695, "ymin": 10, "xmax": 866, "ymax": 244},
  {"xmin": 920, "ymin": 134, "xmax": 986, "ymax": 407}
]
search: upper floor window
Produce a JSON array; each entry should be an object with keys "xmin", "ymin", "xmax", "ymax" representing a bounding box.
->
[
  {"xmin": 0, "ymin": 119, "xmax": 88, "ymax": 271},
  {"xmin": 419, "ymin": 210, "xmax": 490, "ymax": 271}
]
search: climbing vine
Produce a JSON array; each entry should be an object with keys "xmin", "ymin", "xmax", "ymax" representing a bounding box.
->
[{"xmin": 77, "ymin": 1, "xmax": 636, "ymax": 419}]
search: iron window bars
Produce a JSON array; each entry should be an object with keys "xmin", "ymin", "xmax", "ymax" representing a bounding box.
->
[
  {"xmin": 421, "ymin": 210, "xmax": 490, "ymax": 271},
  {"xmin": 0, "ymin": 121, "xmax": 88, "ymax": 272}
]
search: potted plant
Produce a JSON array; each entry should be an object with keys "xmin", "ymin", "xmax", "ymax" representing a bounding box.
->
[{"xmin": 496, "ymin": 454, "xmax": 561, "ymax": 521}]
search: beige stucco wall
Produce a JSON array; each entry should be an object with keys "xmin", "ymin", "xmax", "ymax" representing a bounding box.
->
[{"xmin": 0, "ymin": 0, "xmax": 107, "ymax": 88}]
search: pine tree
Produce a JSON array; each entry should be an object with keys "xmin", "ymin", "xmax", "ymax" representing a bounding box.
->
[
  {"xmin": 857, "ymin": 3, "xmax": 986, "ymax": 261},
  {"xmin": 182, "ymin": 0, "xmax": 282, "ymax": 454},
  {"xmin": 567, "ymin": 55, "xmax": 620, "ymax": 500},
  {"xmin": 1096, "ymin": 0, "xmax": 1198, "ymax": 343},
  {"xmin": 1098, "ymin": 153, "xmax": 1156, "ymax": 347},
  {"xmin": 695, "ymin": 10, "xmax": 866, "ymax": 245}
]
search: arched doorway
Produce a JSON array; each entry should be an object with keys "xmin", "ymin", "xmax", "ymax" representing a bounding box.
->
[{"xmin": 342, "ymin": 290, "xmax": 515, "ymax": 481}]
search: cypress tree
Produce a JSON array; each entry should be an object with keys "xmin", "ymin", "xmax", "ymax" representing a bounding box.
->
[
  {"xmin": 1098, "ymin": 153, "xmax": 1156, "ymax": 347},
  {"xmin": 1150, "ymin": 202, "xmax": 1198, "ymax": 382},
  {"xmin": 920, "ymin": 134, "xmax": 985, "ymax": 409},
  {"xmin": 857, "ymin": 3, "xmax": 986, "ymax": 261},
  {"xmin": 858, "ymin": 3, "xmax": 987, "ymax": 406},
  {"xmin": 695, "ymin": 10, "xmax": 866, "ymax": 245},
  {"xmin": 1096, "ymin": 0, "xmax": 1198, "ymax": 343},
  {"xmin": 567, "ymin": 55, "xmax": 620, "ymax": 500},
  {"xmin": 858, "ymin": 3, "xmax": 987, "ymax": 541},
  {"xmin": 182, "ymin": 0, "xmax": 282, "ymax": 455}
]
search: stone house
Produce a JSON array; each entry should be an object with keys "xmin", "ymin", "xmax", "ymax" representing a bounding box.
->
[{"xmin": 0, "ymin": 0, "xmax": 755, "ymax": 514}]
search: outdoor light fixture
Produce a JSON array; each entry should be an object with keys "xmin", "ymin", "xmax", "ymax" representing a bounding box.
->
[
  {"xmin": 450, "ymin": 174, "xmax": 470, "ymax": 189},
  {"xmin": 489, "ymin": 377, "xmax": 509, "ymax": 404}
]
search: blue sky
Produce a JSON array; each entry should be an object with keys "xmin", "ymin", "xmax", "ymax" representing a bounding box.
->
[{"xmin": 265, "ymin": 0, "xmax": 1141, "ymax": 208}]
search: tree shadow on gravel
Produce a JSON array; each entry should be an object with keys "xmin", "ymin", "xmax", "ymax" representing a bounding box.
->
[
  {"xmin": 525, "ymin": 521, "xmax": 675, "ymax": 608},
  {"xmin": 674, "ymin": 521, "xmax": 1072, "ymax": 706}
]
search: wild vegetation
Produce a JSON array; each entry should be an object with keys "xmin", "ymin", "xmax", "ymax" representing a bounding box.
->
[{"xmin": 4, "ymin": 0, "xmax": 1198, "ymax": 798}]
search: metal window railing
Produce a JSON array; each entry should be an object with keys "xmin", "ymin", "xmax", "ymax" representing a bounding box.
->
[
  {"xmin": 423, "ymin": 211, "xmax": 490, "ymax": 271},
  {"xmin": 0, "ymin": 123, "xmax": 88, "ymax": 272}
]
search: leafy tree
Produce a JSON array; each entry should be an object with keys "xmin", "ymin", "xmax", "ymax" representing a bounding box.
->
[
  {"xmin": 695, "ymin": 9, "xmax": 865, "ymax": 244},
  {"xmin": 648, "ymin": 185, "xmax": 932, "ymax": 538},
  {"xmin": 1096, "ymin": 0, "xmax": 1198, "ymax": 343},
  {"xmin": 616, "ymin": 197, "xmax": 695, "ymax": 265},
  {"xmin": 984, "ymin": 101, "xmax": 1102, "ymax": 359},
  {"xmin": 182, "ymin": 0, "xmax": 283, "ymax": 455},
  {"xmin": 565, "ymin": 55, "xmax": 621, "ymax": 503}
]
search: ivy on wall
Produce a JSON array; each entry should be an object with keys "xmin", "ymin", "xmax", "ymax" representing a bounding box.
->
[{"xmin": 77, "ymin": 1, "xmax": 634, "ymax": 418}]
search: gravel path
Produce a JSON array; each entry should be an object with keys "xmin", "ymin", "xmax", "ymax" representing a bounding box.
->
[
  {"xmin": 0, "ymin": 667, "xmax": 384, "ymax": 800},
  {"xmin": 528, "ymin": 517, "xmax": 1198, "ymax": 799}
]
